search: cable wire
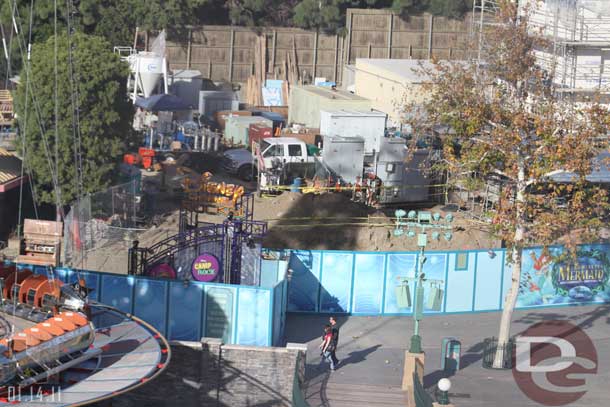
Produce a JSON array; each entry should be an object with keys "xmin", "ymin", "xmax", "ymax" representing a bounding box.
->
[{"xmin": 9, "ymin": 0, "xmax": 63, "ymax": 215}]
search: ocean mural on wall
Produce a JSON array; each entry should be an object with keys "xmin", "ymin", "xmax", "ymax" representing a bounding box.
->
[{"xmin": 516, "ymin": 244, "xmax": 610, "ymax": 307}]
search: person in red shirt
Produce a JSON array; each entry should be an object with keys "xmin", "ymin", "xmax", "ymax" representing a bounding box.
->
[{"xmin": 319, "ymin": 324, "xmax": 337, "ymax": 371}]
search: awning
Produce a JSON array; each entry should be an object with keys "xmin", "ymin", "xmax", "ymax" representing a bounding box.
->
[{"xmin": 135, "ymin": 93, "xmax": 191, "ymax": 111}]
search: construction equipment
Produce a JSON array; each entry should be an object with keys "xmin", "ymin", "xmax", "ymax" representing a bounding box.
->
[
  {"xmin": 16, "ymin": 219, "xmax": 63, "ymax": 267},
  {"xmin": 0, "ymin": 90, "xmax": 14, "ymax": 130}
]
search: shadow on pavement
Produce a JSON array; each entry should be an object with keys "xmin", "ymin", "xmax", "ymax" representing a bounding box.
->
[
  {"xmin": 422, "ymin": 304, "xmax": 610, "ymax": 390},
  {"xmin": 338, "ymin": 344, "xmax": 382, "ymax": 369}
]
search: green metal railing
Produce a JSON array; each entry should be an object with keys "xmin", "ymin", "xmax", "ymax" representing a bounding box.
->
[
  {"xmin": 292, "ymin": 359, "xmax": 310, "ymax": 407},
  {"xmin": 413, "ymin": 372, "xmax": 434, "ymax": 407}
]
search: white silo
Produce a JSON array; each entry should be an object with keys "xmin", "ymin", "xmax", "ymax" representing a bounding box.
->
[
  {"xmin": 129, "ymin": 52, "xmax": 168, "ymax": 99},
  {"xmin": 116, "ymin": 30, "xmax": 169, "ymax": 103}
]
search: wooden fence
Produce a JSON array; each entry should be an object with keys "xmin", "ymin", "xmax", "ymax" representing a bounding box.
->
[{"xmin": 161, "ymin": 8, "xmax": 475, "ymax": 84}]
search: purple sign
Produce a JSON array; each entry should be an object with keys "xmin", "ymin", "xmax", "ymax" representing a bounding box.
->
[{"xmin": 191, "ymin": 254, "xmax": 220, "ymax": 282}]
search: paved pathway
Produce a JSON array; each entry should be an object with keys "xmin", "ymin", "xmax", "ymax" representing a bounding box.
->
[{"xmin": 285, "ymin": 303, "xmax": 610, "ymax": 406}]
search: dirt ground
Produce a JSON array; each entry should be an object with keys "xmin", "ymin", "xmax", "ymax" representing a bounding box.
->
[
  {"xmin": 255, "ymin": 192, "xmax": 499, "ymax": 252},
  {"xmin": 1, "ymin": 165, "xmax": 500, "ymax": 274}
]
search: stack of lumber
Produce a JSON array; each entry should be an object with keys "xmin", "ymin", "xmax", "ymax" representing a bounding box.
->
[{"xmin": 244, "ymin": 35, "xmax": 301, "ymax": 107}]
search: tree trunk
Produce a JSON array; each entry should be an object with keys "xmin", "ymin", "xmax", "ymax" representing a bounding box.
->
[
  {"xmin": 493, "ymin": 162, "xmax": 526, "ymax": 368},
  {"xmin": 493, "ymin": 245, "xmax": 522, "ymax": 368}
]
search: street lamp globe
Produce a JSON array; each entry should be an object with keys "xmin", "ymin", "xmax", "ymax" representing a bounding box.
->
[{"xmin": 438, "ymin": 378, "xmax": 451, "ymax": 392}]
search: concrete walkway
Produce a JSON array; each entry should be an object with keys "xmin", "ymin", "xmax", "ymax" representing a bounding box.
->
[{"xmin": 285, "ymin": 304, "xmax": 610, "ymax": 407}]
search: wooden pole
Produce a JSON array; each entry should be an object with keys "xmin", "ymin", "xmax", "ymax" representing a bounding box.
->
[
  {"xmin": 427, "ymin": 14, "xmax": 434, "ymax": 60},
  {"xmin": 312, "ymin": 30, "xmax": 318, "ymax": 80},
  {"xmin": 228, "ymin": 29, "xmax": 235, "ymax": 82},
  {"xmin": 271, "ymin": 30, "xmax": 277, "ymax": 75},
  {"xmin": 186, "ymin": 28, "xmax": 193, "ymax": 69},
  {"xmin": 133, "ymin": 26, "xmax": 139, "ymax": 50},
  {"xmin": 387, "ymin": 14, "xmax": 393, "ymax": 59},
  {"xmin": 346, "ymin": 10, "xmax": 353, "ymax": 64},
  {"xmin": 334, "ymin": 34, "xmax": 339, "ymax": 82}
]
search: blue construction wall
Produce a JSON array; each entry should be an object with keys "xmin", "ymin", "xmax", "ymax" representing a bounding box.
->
[
  {"xmin": 285, "ymin": 244, "xmax": 610, "ymax": 315},
  {"xmin": 14, "ymin": 265, "xmax": 285, "ymax": 347}
]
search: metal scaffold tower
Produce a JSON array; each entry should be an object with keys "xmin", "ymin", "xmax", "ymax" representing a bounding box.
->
[
  {"xmin": 473, "ymin": 0, "xmax": 610, "ymax": 100},
  {"xmin": 472, "ymin": 0, "xmax": 502, "ymax": 63}
]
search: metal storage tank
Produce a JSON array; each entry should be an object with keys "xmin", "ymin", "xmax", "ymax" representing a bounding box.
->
[
  {"xmin": 199, "ymin": 90, "xmax": 239, "ymax": 119},
  {"xmin": 320, "ymin": 109, "xmax": 387, "ymax": 155},
  {"xmin": 225, "ymin": 116, "xmax": 272, "ymax": 146},
  {"xmin": 373, "ymin": 137, "xmax": 431, "ymax": 203},
  {"xmin": 288, "ymin": 86, "xmax": 371, "ymax": 128},
  {"xmin": 321, "ymin": 136, "xmax": 365, "ymax": 184},
  {"xmin": 170, "ymin": 70, "xmax": 203, "ymax": 108}
]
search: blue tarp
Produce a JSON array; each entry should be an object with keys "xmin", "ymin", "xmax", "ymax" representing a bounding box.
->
[{"xmin": 135, "ymin": 93, "xmax": 191, "ymax": 111}]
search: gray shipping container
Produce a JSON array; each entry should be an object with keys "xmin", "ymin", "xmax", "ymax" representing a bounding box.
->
[
  {"xmin": 170, "ymin": 70, "xmax": 203, "ymax": 108},
  {"xmin": 322, "ymin": 136, "xmax": 365, "ymax": 184},
  {"xmin": 199, "ymin": 90, "xmax": 239, "ymax": 118},
  {"xmin": 372, "ymin": 137, "xmax": 431, "ymax": 203},
  {"xmin": 320, "ymin": 109, "xmax": 387, "ymax": 155}
]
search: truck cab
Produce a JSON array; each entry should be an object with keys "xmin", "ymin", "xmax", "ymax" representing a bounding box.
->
[{"xmin": 257, "ymin": 137, "xmax": 314, "ymax": 170}]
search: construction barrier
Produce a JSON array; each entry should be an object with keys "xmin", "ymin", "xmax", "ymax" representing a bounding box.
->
[
  {"xmin": 5, "ymin": 263, "xmax": 288, "ymax": 347},
  {"xmin": 280, "ymin": 243, "xmax": 610, "ymax": 315}
]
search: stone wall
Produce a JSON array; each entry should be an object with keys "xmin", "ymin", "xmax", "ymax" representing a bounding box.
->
[{"xmin": 108, "ymin": 339, "xmax": 307, "ymax": 407}]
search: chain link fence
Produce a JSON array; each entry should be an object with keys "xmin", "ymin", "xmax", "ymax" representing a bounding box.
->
[{"xmin": 63, "ymin": 179, "xmax": 143, "ymax": 268}]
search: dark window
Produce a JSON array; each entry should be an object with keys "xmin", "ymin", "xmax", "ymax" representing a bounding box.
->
[
  {"xmin": 263, "ymin": 144, "xmax": 284, "ymax": 157},
  {"xmin": 42, "ymin": 294, "xmax": 55, "ymax": 308},
  {"xmin": 27, "ymin": 289, "xmax": 36, "ymax": 305},
  {"xmin": 288, "ymin": 144, "xmax": 302, "ymax": 157}
]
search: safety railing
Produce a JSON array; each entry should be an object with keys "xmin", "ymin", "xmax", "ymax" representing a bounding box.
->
[
  {"xmin": 292, "ymin": 357, "xmax": 309, "ymax": 407},
  {"xmin": 413, "ymin": 371, "xmax": 433, "ymax": 407},
  {"xmin": 482, "ymin": 337, "xmax": 515, "ymax": 370}
]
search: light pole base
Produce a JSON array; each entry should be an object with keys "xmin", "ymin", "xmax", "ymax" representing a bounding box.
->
[
  {"xmin": 409, "ymin": 334, "xmax": 422, "ymax": 354},
  {"xmin": 437, "ymin": 390, "xmax": 450, "ymax": 405}
]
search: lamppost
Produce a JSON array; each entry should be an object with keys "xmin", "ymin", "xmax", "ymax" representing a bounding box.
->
[
  {"xmin": 437, "ymin": 378, "xmax": 452, "ymax": 405},
  {"xmin": 394, "ymin": 210, "xmax": 454, "ymax": 354}
]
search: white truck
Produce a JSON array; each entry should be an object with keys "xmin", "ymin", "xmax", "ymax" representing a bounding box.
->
[
  {"xmin": 255, "ymin": 137, "xmax": 317, "ymax": 169},
  {"xmin": 223, "ymin": 137, "xmax": 319, "ymax": 185}
]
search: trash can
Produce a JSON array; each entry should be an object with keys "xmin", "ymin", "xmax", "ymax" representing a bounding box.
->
[
  {"xmin": 441, "ymin": 337, "xmax": 461, "ymax": 373},
  {"xmin": 290, "ymin": 177, "xmax": 302, "ymax": 193}
]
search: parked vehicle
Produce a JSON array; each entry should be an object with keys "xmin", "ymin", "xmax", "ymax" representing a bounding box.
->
[
  {"xmin": 223, "ymin": 148, "xmax": 256, "ymax": 181},
  {"xmin": 255, "ymin": 137, "xmax": 318, "ymax": 170}
]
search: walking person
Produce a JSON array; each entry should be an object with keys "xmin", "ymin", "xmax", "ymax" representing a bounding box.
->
[
  {"xmin": 329, "ymin": 316, "xmax": 340, "ymax": 368},
  {"xmin": 319, "ymin": 325, "xmax": 336, "ymax": 371}
]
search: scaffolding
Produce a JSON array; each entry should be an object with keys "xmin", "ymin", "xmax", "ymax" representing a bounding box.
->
[
  {"xmin": 473, "ymin": 0, "xmax": 610, "ymax": 98},
  {"xmin": 472, "ymin": 0, "xmax": 502, "ymax": 63}
]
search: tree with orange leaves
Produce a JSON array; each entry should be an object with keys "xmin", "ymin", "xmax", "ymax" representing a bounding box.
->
[{"xmin": 407, "ymin": 1, "xmax": 609, "ymax": 367}]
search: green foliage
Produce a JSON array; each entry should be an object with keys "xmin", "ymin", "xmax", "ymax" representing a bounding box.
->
[
  {"xmin": 80, "ymin": 0, "xmax": 213, "ymax": 44},
  {"xmin": 14, "ymin": 33, "xmax": 132, "ymax": 205},
  {"xmin": 391, "ymin": 0, "xmax": 429, "ymax": 17},
  {"xmin": 428, "ymin": 0, "xmax": 470, "ymax": 19},
  {"xmin": 293, "ymin": 0, "xmax": 344, "ymax": 32}
]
